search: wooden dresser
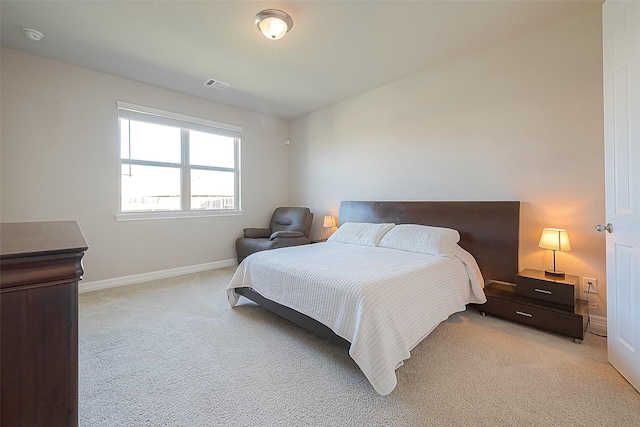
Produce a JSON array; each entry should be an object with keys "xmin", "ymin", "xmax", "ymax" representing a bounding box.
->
[{"xmin": 1, "ymin": 221, "xmax": 88, "ymax": 427}]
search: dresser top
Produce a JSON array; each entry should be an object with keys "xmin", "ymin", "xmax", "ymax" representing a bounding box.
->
[{"xmin": 1, "ymin": 221, "xmax": 88, "ymax": 259}]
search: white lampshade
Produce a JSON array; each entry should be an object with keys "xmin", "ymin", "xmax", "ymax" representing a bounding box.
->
[
  {"xmin": 323, "ymin": 216, "xmax": 337, "ymax": 228},
  {"xmin": 538, "ymin": 228, "xmax": 571, "ymax": 251},
  {"xmin": 254, "ymin": 9, "xmax": 293, "ymax": 40}
]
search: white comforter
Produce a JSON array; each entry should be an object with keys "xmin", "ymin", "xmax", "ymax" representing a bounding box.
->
[{"xmin": 227, "ymin": 241, "xmax": 486, "ymax": 395}]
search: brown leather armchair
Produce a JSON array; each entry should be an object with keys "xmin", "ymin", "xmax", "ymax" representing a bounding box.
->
[{"xmin": 235, "ymin": 207, "xmax": 314, "ymax": 264}]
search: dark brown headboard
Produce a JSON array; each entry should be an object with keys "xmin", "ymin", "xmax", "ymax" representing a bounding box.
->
[{"xmin": 338, "ymin": 201, "xmax": 520, "ymax": 283}]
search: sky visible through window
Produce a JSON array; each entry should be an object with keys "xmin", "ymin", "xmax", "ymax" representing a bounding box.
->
[{"xmin": 120, "ymin": 119, "xmax": 236, "ymax": 211}]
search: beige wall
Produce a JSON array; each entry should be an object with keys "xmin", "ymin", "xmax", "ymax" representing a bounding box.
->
[
  {"xmin": 288, "ymin": 10, "xmax": 607, "ymax": 315},
  {"xmin": 0, "ymin": 48, "xmax": 290, "ymax": 282},
  {"xmin": 0, "ymin": 10, "xmax": 607, "ymax": 316}
]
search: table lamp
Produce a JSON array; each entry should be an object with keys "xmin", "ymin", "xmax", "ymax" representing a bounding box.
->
[
  {"xmin": 538, "ymin": 228, "xmax": 571, "ymax": 277},
  {"xmin": 323, "ymin": 215, "xmax": 337, "ymax": 239}
]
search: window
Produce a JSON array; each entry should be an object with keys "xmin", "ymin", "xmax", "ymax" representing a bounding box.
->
[{"xmin": 116, "ymin": 102, "xmax": 241, "ymax": 220}]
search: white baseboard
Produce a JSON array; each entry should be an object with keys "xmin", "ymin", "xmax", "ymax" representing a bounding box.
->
[
  {"xmin": 587, "ymin": 313, "xmax": 607, "ymax": 336},
  {"xmin": 79, "ymin": 259, "xmax": 237, "ymax": 294}
]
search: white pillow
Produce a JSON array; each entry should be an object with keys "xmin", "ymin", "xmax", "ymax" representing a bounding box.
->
[
  {"xmin": 378, "ymin": 224, "xmax": 460, "ymax": 256},
  {"xmin": 328, "ymin": 222, "xmax": 395, "ymax": 246}
]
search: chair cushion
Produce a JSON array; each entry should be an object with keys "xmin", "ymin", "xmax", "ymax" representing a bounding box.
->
[
  {"xmin": 269, "ymin": 207, "xmax": 312, "ymax": 234},
  {"xmin": 270, "ymin": 230, "xmax": 304, "ymax": 240}
]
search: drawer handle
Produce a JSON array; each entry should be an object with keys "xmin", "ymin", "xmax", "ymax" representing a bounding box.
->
[
  {"xmin": 534, "ymin": 288, "xmax": 552, "ymax": 295},
  {"xmin": 516, "ymin": 311, "xmax": 533, "ymax": 318}
]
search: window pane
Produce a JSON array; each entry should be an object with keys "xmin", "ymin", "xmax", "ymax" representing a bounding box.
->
[
  {"xmin": 189, "ymin": 130, "xmax": 235, "ymax": 168},
  {"xmin": 121, "ymin": 164, "xmax": 181, "ymax": 211},
  {"xmin": 190, "ymin": 169, "xmax": 235, "ymax": 210},
  {"xmin": 122, "ymin": 120, "xmax": 181, "ymax": 163},
  {"xmin": 120, "ymin": 118, "xmax": 130, "ymax": 160}
]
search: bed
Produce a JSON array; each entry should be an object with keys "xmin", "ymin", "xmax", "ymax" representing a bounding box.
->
[{"xmin": 227, "ymin": 201, "xmax": 520, "ymax": 394}]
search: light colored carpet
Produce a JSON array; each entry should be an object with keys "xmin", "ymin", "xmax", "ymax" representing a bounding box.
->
[{"xmin": 79, "ymin": 267, "xmax": 640, "ymax": 426}]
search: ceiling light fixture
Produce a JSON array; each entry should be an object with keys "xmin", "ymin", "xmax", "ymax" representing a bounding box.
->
[
  {"xmin": 22, "ymin": 28, "xmax": 44, "ymax": 41},
  {"xmin": 254, "ymin": 9, "xmax": 293, "ymax": 40}
]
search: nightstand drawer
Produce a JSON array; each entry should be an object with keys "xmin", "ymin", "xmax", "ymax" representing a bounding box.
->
[
  {"xmin": 481, "ymin": 295, "xmax": 586, "ymax": 341},
  {"xmin": 516, "ymin": 269, "xmax": 578, "ymax": 309}
]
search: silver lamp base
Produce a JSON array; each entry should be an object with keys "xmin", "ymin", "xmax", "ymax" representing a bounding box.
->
[{"xmin": 545, "ymin": 269, "xmax": 565, "ymax": 277}]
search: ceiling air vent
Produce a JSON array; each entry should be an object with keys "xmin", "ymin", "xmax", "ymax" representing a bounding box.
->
[{"xmin": 203, "ymin": 78, "xmax": 230, "ymax": 90}]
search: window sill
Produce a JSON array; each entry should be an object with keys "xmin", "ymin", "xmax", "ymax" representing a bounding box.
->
[{"xmin": 115, "ymin": 210, "xmax": 243, "ymax": 221}]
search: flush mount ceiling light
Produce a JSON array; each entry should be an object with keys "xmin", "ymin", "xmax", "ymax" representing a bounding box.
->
[
  {"xmin": 22, "ymin": 28, "xmax": 44, "ymax": 41},
  {"xmin": 254, "ymin": 9, "xmax": 293, "ymax": 40}
]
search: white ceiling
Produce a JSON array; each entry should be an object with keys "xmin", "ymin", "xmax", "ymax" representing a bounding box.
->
[{"xmin": 0, "ymin": 1, "xmax": 601, "ymax": 119}]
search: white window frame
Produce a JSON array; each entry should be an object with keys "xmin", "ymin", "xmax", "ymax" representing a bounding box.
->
[{"xmin": 115, "ymin": 101, "xmax": 242, "ymax": 221}]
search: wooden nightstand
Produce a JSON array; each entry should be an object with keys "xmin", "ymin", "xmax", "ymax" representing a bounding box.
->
[{"xmin": 478, "ymin": 269, "xmax": 587, "ymax": 343}]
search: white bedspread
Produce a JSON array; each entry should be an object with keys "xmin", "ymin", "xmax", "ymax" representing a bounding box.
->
[{"xmin": 227, "ymin": 241, "xmax": 486, "ymax": 395}]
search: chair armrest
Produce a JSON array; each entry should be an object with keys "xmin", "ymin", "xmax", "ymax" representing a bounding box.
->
[
  {"xmin": 243, "ymin": 228, "xmax": 271, "ymax": 238},
  {"xmin": 270, "ymin": 231, "xmax": 304, "ymax": 240}
]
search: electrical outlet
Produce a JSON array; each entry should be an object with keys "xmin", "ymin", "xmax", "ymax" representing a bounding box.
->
[{"xmin": 583, "ymin": 277, "xmax": 598, "ymax": 295}]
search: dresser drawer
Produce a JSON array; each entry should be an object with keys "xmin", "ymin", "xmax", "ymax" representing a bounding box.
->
[
  {"xmin": 480, "ymin": 296, "xmax": 585, "ymax": 341},
  {"xmin": 516, "ymin": 269, "xmax": 578, "ymax": 309}
]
